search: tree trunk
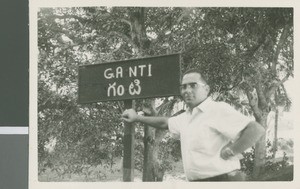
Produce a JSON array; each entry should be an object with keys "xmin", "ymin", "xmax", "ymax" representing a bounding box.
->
[
  {"xmin": 272, "ymin": 108, "xmax": 279, "ymax": 159},
  {"xmin": 152, "ymin": 129, "xmax": 167, "ymax": 181},
  {"xmin": 127, "ymin": 7, "xmax": 162, "ymax": 181},
  {"xmin": 246, "ymin": 84, "xmax": 270, "ymax": 179},
  {"xmin": 142, "ymin": 99, "xmax": 166, "ymax": 181},
  {"xmin": 141, "ymin": 98, "xmax": 169, "ymax": 181},
  {"xmin": 252, "ymin": 113, "xmax": 268, "ymax": 180},
  {"xmin": 142, "ymin": 125, "xmax": 156, "ymax": 181}
]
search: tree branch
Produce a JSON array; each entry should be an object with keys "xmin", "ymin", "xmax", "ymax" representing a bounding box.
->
[
  {"xmin": 245, "ymin": 88, "xmax": 262, "ymax": 120},
  {"xmin": 245, "ymin": 34, "xmax": 267, "ymax": 58},
  {"xmin": 109, "ymin": 31, "xmax": 138, "ymax": 52},
  {"xmin": 272, "ymin": 25, "xmax": 289, "ymax": 73},
  {"xmin": 224, "ymin": 79, "xmax": 243, "ymax": 91},
  {"xmin": 255, "ymin": 79, "xmax": 268, "ymax": 111},
  {"xmin": 121, "ymin": 18, "xmax": 132, "ymax": 27},
  {"xmin": 232, "ymin": 34, "xmax": 267, "ymax": 91},
  {"xmin": 117, "ymin": 101, "xmax": 124, "ymax": 114},
  {"xmin": 266, "ymin": 72, "xmax": 291, "ymax": 99}
]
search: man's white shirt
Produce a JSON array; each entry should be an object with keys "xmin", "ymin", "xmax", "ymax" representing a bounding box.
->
[{"xmin": 168, "ymin": 97, "xmax": 251, "ymax": 180}]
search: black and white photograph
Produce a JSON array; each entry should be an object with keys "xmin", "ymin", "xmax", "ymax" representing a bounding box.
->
[{"xmin": 30, "ymin": 0, "xmax": 299, "ymax": 188}]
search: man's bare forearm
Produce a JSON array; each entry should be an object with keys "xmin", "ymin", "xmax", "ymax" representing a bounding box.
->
[
  {"xmin": 230, "ymin": 121, "xmax": 265, "ymax": 154},
  {"xmin": 136, "ymin": 115, "xmax": 169, "ymax": 130}
]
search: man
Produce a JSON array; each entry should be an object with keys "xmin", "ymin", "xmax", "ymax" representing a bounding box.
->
[{"xmin": 122, "ymin": 68, "xmax": 265, "ymax": 181}]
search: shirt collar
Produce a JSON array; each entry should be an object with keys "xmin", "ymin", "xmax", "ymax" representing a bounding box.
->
[{"xmin": 187, "ymin": 97, "xmax": 213, "ymax": 113}]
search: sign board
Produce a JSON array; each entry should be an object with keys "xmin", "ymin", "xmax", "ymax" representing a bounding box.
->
[{"xmin": 78, "ymin": 54, "xmax": 181, "ymax": 103}]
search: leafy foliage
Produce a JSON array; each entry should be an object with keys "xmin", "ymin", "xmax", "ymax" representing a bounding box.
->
[
  {"xmin": 38, "ymin": 7, "xmax": 293, "ymax": 180},
  {"xmin": 241, "ymin": 140, "xmax": 292, "ymax": 180}
]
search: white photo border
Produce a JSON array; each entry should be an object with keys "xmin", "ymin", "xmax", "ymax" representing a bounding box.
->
[{"xmin": 30, "ymin": 0, "xmax": 300, "ymax": 188}]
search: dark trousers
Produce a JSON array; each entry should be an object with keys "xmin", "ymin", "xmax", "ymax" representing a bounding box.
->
[
  {"xmin": 190, "ymin": 170, "xmax": 246, "ymax": 182},
  {"xmin": 191, "ymin": 173, "xmax": 230, "ymax": 182}
]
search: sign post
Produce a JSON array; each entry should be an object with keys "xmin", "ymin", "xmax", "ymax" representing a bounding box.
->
[
  {"xmin": 123, "ymin": 99, "xmax": 134, "ymax": 181},
  {"xmin": 78, "ymin": 54, "xmax": 181, "ymax": 181}
]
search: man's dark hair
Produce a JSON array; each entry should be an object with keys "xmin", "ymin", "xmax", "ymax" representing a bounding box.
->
[{"xmin": 182, "ymin": 68, "xmax": 209, "ymax": 86}]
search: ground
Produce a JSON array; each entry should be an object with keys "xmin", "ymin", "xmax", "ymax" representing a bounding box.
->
[{"xmin": 39, "ymin": 159, "xmax": 186, "ymax": 182}]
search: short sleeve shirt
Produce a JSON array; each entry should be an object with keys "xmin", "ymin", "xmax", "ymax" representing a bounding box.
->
[{"xmin": 168, "ymin": 97, "xmax": 251, "ymax": 181}]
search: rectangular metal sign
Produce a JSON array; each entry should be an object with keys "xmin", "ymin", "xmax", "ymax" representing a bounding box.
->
[{"xmin": 78, "ymin": 54, "xmax": 181, "ymax": 103}]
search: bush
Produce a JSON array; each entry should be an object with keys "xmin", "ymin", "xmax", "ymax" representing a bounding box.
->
[{"xmin": 240, "ymin": 140, "xmax": 292, "ymax": 181}]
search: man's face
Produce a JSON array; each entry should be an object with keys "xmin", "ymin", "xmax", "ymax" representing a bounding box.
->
[{"xmin": 180, "ymin": 72, "xmax": 210, "ymax": 109}]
